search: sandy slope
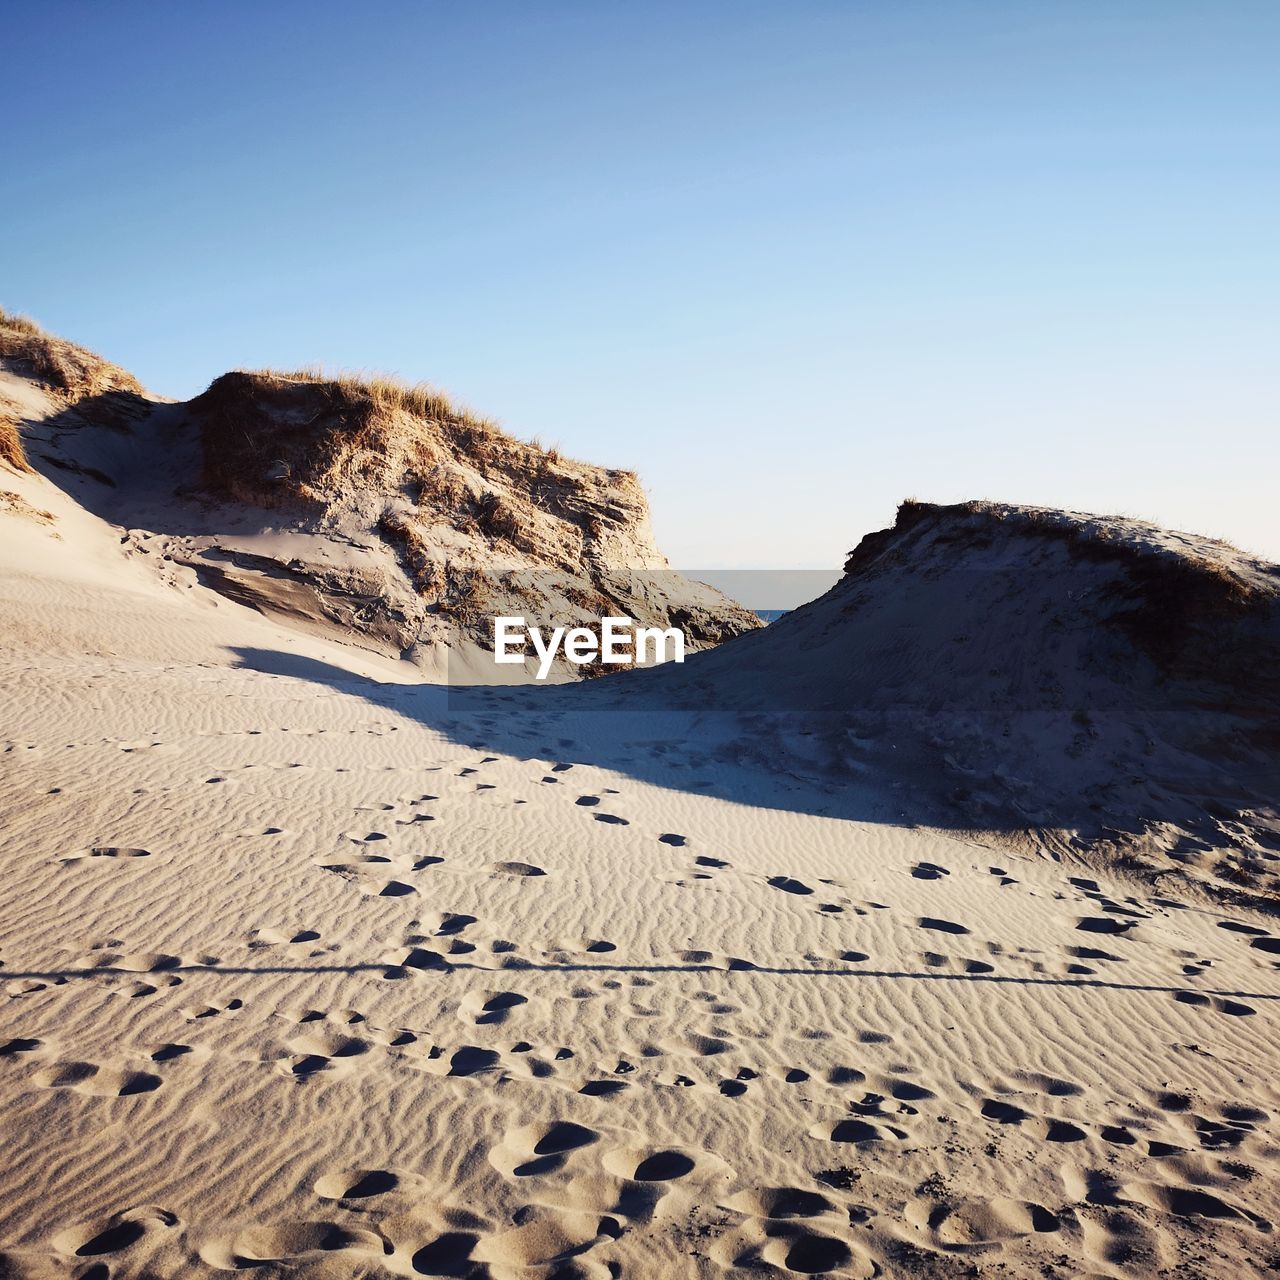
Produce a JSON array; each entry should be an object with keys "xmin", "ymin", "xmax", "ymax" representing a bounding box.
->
[{"xmin": 3, "ymin": 480, "xmax": 1280, "ymax": 1279}]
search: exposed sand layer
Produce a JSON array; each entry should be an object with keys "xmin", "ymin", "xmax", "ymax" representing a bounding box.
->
[{"xmin": 2, "ymin": 460, "xmax": 1280, "ymax": 1278}]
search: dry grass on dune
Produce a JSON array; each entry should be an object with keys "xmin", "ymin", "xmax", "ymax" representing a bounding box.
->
[
  {"xmin": 190, "ymin": 368, "xmax": 643, "ymax": 564},
  {"xmin": 376, "ymin": 511, "xmax": 489, "ymax": 609},
  {"xmin": 0, "ymin": 488, "xmax": 55, "ymax": 525},
  {"xmin": 850, "ymin": 497, "xmax": 1276, "ymax": 682},
  {"xmin": 0, "ymin": 412, "xmax": 31, "ymax": 473},
  {"xmin": 858, "ymin": 498, "xmax": 1265, "ymax": 605},
  {"xmin": 249, "ymin": 365, "xmax": 501, "ymax": 436},
  {"xmin": 0, "ymin": 307, "xmax": 145, "ymax": 401}
]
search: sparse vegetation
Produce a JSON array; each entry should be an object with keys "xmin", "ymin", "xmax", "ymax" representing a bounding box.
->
[
  {"xmin": 852, "ymin": 499, "xmax": 1262, "ymax": 605},
  {"xmin": 376, "ymin": 512, "xmax": 442, "ymax": 594},
  {"xmin": 0, "ymin": 412, "xmax": 31, "ymax": 473},
  {"xmin": 189, "ymin": 367, "xmax": 648, "ymax": 576},
  {"xmin": 0, "ymin": 489, "xmax": 55, "ymax": 526},
  {"xmin": 846, "ymin": 498, "xmax": 1277, "ymax": 680},
  {"xmin": 243, "ymin": 366, "xmax": 498, "ymax": 434},
  {"xmin": 474, "ymin": 490, "xmax": 520, "ymax": 542},
  {"xmin": 441, "ymin": 567, "xmax": 490, "ymax": 628},
  {"xmin": 0, "ymin": 307, "xmax": 144, "ymax": 401}
]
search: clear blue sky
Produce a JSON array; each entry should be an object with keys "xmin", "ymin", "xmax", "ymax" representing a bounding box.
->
[{"xmin": 5, "ymin": 2, "xmax": 1278, "ymax": 565}]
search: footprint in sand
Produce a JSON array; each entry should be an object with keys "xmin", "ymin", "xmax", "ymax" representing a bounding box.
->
[
  {"xmin": 315, "ymin": 1167, "xmax": 409, "ymax": 1200},
  {"xmin": 112, "ymin": 974, "xmax": 183, "ymax": 999},
  {"xmin": 488, "ymin": 1120, "xmax": 599, "ymax": 1178},
  {"xmin": 824, "ymin": 1064, "xmax": 865, "ymax": 1085},
  {"xmin": 579, "ymin": 1078, "xmax": 629, "ymax": 1097},
  {"xmin": 1042, "ymin": 1119, "xmax": 1088, "ymax": 1143},
  {"xmin": 600, "ymin": 1142, "xmax": 730, "ymax": 1185},
  {"xmin": 62, "ymin": 846, "xmax": 153, "ymax": 864},
  {"xmin": 484, "ymin": 861, "xmax": 546, "ymax": 877},
  {"xmin": 982, "ymin": 1098, "xmax": 1031, "ymax": 1124},
  {"xmin": 849, "ymin": 1089, "xmax": 918, "ymax": 1118},
  {"xmin": 710, "ymin": 1216, "xmax": 863, "ymax": 1278},
  {"xmin": 282, "ymin": 1027, "xmax": 370, "ymax": 1077},
  {"xmin": 200, "ymin": 1221, "xmax": 382, "ymax": 1270},
  {"xmin": 0, "ymin": 1037, "xmax": 42, "ymax": 1056},
  {"xmin": 464, "ymin": 1207, "xmax": 617, "ymax": 1274},
  {"xmin": 920, "ymin": 951, "xmax": 991, "ymax": 974},
  {"xmin": 319, "ymin": 862, "xmax": 418, "ymax": 899},
  {"xmin": 182, "ymin": 998, "xmax": 244, "ymax": 1020},
  {"xmin": 377, "ymin": 880, "xmax": 415, "ymax": 897},
  {"xmin": 459, "ymin": 990, "xmax": 529, "ymax": 1026},
  {"xmin": 150, "ymin": 1043, "xmax": 200, "ymax": 1063},
  {"xmin": 1218, "ymin": 920, "xmax": 1268, "ymax": 937},
  {"xmin": 1173, "ymin": 990, "xmax": 1256, "ymax": 1017},
  {"xmin": 1015, "ymin": 1070, "xmax": 1083, "ymax": 1098},
  {"xmin": 251, "ymin": 928, "xmax": 321, "ymax": 947},
  {"xmin": 1101, "ymin": 1123, "xmax": 1139, "ymax": 1145},
  {"xmin": 1076, "ymin": 917, "xmax": 1136, "ymax": 935},
  {"xmin": 883, "ymin": 1076, "xmax": 935, "ymax": 1102},
  {"xmin": 1069, "ymin": 944, "xmax": 1125, "ymax": 964},
  {"xmin": 35, "ymin": 1060, "xmax": 162, "ymax": 1096},
  {"xmin": 905, "ymin": 1195, "xmax": 1061, "ymax": 1249},
  {"xmin": 53, "ymin": 1206, "xmax": 179, "ymax": 1260},
  {"xmin": 813, "ymin": 1117, "xmax": 909, "ymax": 1144},
  {"xmin": 911, "ymin": 861, "xmax": 950, "ymax": 880},
  {"xmin": 918, "ymin": 917, "xmax": 969, "ymax": 935},
  {"xmin": 547, "ymin": 937, "xmax": 616, "ymax": 959},
  {"xmin": 726, "ymin": 1186, "xmax": 836, "ymax": 1220},
  {"xmin": 99, "ymin": 951, "xmax": 184, "ymax": 973},
  {"xmin": 446, "ymin": 1046, "xmax": 502, "ymax": 1077},
  {"xmin": 392, "ymin": 946, "xmax": 449, "ymax": 975},
  {"xmin": 408, "ymin": 1229, "xmax": 484, "ymax": 1276},
  {"xmin": 768, "ymin": 876, "xmax": 813, "ymax": 896}
]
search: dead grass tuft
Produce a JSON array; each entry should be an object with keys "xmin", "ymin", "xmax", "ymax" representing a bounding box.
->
[
  {"xmin": 376, "ymin": 512, "xmax": 442, "ymax": 594},
  {"xmin": 248, "ymin": 366, "xmax": 499, "ymax": 434},
  {"xmin": 0, "ymin": 412, "xmax": 31, "ymax": 473},
  {"xmin": 0, "ymin": 489, "xmax": 55, "ymax": 525}
]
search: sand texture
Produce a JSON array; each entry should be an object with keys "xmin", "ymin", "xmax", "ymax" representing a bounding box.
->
[{"xmin": 2, "ymin": 345, "xmax": 1280, "ymax": 1278}]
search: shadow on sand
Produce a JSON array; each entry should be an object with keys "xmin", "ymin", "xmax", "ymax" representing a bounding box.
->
[
  {"xmin": 3, "ymin": 959, "xmax": 1277, "ymax": 1005},
  {"xmin": 227, "ymin": 644, "xmax": 1017, "ymax": 833}
]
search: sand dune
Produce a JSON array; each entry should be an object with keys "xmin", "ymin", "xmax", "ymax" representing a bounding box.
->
[
  {"xmin": 0, "ymin": 315, "xmax": 756, "ymax": 680},
  {"xmin": 628, "ymin": 498, "xmax": 1280, "ymax": 905},
  {"xmin": 2, "ymin": 331, "xmax": 1280, "ymax": 1278}
]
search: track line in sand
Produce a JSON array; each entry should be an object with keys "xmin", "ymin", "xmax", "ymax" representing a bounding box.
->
[{"xmin": 4, "ymin": 960, "xmax": 1279, "ymax": 1004}]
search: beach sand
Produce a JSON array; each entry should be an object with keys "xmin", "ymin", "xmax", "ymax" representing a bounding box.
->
[{"xmin": 2, "ymin": 478, "xmax": 1279, "ymax": 1279}]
